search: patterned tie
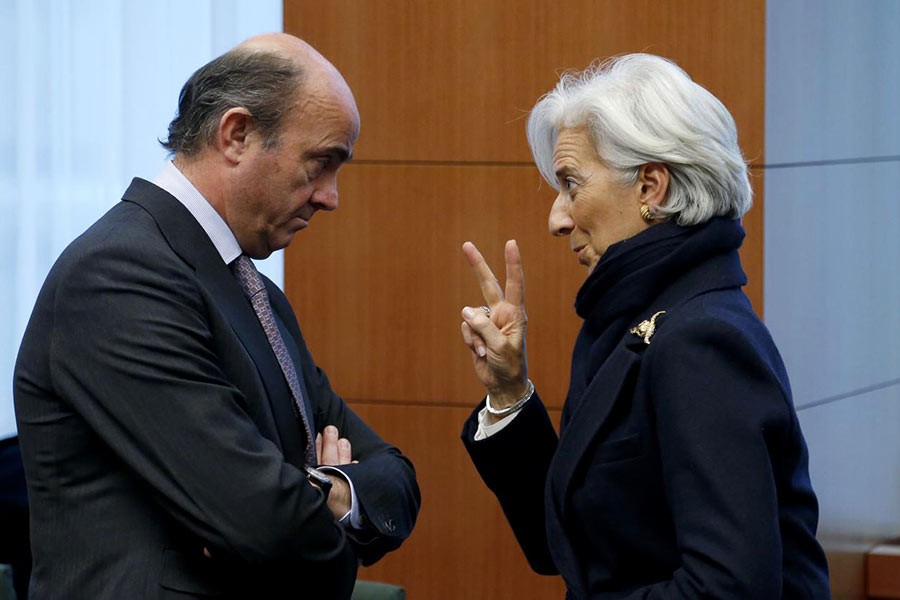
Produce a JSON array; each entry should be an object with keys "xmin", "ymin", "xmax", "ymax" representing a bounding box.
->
[{"xmin": 231, "ymin": 255, "xmax": 316, "ymax": 466}]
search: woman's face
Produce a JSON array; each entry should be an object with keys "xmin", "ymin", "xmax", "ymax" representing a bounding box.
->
[{"xmin": 548, "ymin": 127, "xmax": 652, "ymax": 275}]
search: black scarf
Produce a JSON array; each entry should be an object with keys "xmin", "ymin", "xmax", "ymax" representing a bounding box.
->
[{"xmin": 562, "ymin": 217, "xmax": 746, "ymax": 425}]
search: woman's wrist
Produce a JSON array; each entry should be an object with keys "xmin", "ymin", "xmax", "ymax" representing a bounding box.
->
[
  {"xmin": 486, "ymin": 379, "xmax": 529, "ymax": 408},
  {"xmin": 485, "ymin": 379, "xmax": 534, "ymax": 418}
]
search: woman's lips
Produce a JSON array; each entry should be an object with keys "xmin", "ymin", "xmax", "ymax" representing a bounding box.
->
[{"xmin": 574, "ymin": 244, "xmax": 590, "ymax": 266}]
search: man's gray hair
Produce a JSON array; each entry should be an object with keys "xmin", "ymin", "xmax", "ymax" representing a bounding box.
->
[
  {"xmin": 526, "ymin": 54, "xmax": 752, "ymax": 225},
  {"xmin": 161, "ymin": 48, "xmax": 304, "ymax": 156}
]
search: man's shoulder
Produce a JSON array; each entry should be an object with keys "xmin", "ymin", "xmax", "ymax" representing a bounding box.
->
[
  {"xmin": 62, "ymin": 200, "xmax": 167, "ymax": 262},
  {"xmin": 45, "ymin": 195, "xmax": 189, "ymax": 297}
]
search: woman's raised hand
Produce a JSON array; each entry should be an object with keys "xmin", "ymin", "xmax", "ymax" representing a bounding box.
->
[{"xmin": 460, "ymin": 240, "xmax": 529, "ymax": 407}]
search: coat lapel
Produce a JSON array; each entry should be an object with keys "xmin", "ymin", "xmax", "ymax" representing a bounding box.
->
[
  {"xmin": 550, "ymin": 337, "xmax": 644, "ymax": 501},
  {"xmin": 121, "ymin": 179, "xmax": 307, "ymax": 467},
  {"xmin": 544, "ymin": 334, "xmax": 644, "ymax": 588}
]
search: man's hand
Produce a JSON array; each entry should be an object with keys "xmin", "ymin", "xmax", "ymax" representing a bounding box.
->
[{"xmin": 316, "ymin": 425, "xmax": 355, "ymax": 520}]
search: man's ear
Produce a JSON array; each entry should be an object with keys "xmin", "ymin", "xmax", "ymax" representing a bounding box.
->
[
  {"xmin": 638, "ymin": 162, "xmax": 670, "ymax": 209},
  {"xmin": 218, "ymin": 107, "xmax": 254, "ymax": 164}
]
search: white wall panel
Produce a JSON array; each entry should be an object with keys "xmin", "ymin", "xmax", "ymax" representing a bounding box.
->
[
  {"xmin": 766, "ymin": 0, "xmax": 900, "ymax": 164},
  {"xmin": 765, "ymin": 162, "xmax": 900, "ymax": 407},
  {"xmin": 799, "ymin": 386, "xmax": 900, "ymax": 541},
  {"xmin": 767, "ymin": 3, "xmax": 900, "ymax": 595}
]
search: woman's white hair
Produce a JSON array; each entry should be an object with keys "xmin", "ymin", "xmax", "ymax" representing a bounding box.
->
[{"xmin": 526, "ymin": 54, "xmax": 752, "ymax": 225}]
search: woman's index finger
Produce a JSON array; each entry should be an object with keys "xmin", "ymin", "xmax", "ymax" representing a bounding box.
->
[{"xmin": 462, "ymin": 241, "xmax": 504, "ymax": 305}]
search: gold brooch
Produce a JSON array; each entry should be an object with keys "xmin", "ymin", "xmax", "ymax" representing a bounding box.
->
[{"xmin": 630, "ymin": 310, "xmax": 667, "ymax": 345}]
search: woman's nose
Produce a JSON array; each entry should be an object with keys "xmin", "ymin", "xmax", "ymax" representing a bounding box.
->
[{"xmin": 548, "ymin": 194, "xmax": 574, "ymax": 236}]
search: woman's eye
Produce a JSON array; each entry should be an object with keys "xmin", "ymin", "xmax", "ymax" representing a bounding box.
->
[{"xmin": 564, "ymin": 177, "xmax": 577, "ymax": 191}]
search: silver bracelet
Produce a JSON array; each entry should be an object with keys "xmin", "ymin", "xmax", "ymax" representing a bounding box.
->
[{"xmin": 485, "ymin": 379, "xmax": 535, "ymax": 417}]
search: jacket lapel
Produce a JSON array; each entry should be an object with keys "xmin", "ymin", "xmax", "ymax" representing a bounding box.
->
[
  {"xmin": 195, "ymin": 267, "xmax": 308, "ymax": 467},
  {"xmin": 121, "ymin": 179, "xmax": 307, "ymax": 467}
]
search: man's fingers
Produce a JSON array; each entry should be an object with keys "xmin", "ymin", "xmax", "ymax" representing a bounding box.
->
[
  {"xmin": 319, "ymin": 425, "xmax": 340, "ymax": 465},
  {"xmin": 315, "ymin": 433, "xmax": 323, "ymax": 464},
  {"xmin": 462, "ymin": 241, "xmax": 503, "ymax": 306},
  {"xmin": 503, "ymin": 239, "xmax": 526, "ymax": 307},
  {"xmin": 337, "ymin": 438, "xmax": 352, "ymax": 464}
]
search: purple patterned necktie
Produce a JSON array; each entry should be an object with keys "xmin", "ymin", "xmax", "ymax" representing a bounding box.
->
[{"xmin": 231, "ymin": 255, "xmax": 316, "ymax": 466}]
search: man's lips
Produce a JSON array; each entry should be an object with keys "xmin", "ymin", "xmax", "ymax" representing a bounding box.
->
[{"xmin": 292, "ymin": 212, "xmax": 314, "ymax": 230}]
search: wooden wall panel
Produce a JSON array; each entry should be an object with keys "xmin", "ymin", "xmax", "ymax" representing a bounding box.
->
[
  {"xmin": 283, "ymin": 1, "xmax": 766, "ymax": 597},
  {"xmin": 348, "ymin": 403, "xmax": 566, "ymax": 599},
  {"xmin": 286, "ymin": 164, "xmax": 764, "ymax": 406},
  {"xmin": 286, "ymin": 164, "xmax": 582, "ymax": 408},
  {"xmin": 283, "ymin": 0, "xmax": 765, "ymax": 166}
]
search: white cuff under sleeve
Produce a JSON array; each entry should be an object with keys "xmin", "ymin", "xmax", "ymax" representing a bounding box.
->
[
  {"xmin": 319, "ymin": 466, "xmax": 362, "ymax": 529},
  {"xmin": 473, "ymin": 404, "xmax": 523, "ymax": 441}
]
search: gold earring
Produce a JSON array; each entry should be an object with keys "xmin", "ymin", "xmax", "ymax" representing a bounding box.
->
[{"xmin": 640, "ymin": 204, "xmax": 654, "ymax": 223}]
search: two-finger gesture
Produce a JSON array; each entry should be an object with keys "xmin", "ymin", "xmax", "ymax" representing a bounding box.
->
[{"xmin": 460, "ymin": 240, "xmax": 529, "ymax": 407}]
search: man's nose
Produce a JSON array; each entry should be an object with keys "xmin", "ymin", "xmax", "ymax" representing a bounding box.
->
[
  {"xmin": 548, "ymin": 194, "xmax": 573, "ymax": 236},
  {"xmin": 312, "ymin": 175, "xmax": 339, "ymax": 211}
]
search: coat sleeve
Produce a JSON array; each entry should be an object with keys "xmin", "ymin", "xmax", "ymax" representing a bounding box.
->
[
  {"xmin": 621, "ymin": 314, "xmax": 795, "ymax": 599},
  {"xmin": 461, "ymin": 395, "xmax": 560, "ymax": 574},
  {"xmin": 46, "ymin": 241, "xmax": 350, "ymax": 565},
  {"xmin": 273, "ymin": 288, "xmax": 421, "ymax": 566}
]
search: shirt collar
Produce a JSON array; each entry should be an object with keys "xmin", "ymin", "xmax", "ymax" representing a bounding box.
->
[{"xmin": 152, "ymin": 160, "xmax": 242, "ymax": 264}]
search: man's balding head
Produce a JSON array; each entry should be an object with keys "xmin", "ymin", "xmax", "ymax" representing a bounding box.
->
[{"xmin": 161, "ymin": 33, "xmax": 354, "ymax": 159}]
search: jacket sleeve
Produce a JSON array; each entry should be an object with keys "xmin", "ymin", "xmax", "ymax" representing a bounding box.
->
[
  {"xmin": 461, "ymin": 395, "xmax": 560, "ymax": 574},
  {"xmin": 621, "ymin": 314, "xmax": 794, "ymax": 599},
  {"xmin": 269, "ymin": 283, "xmax": 420, "ymax": 566},
  {"xmin": 47, "ymin": 242, "xmax": 350, "ymax": 565}
]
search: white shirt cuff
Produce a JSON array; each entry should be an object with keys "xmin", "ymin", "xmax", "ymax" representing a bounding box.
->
[
  {"xmin": 318, "ymin": 466, "xmax": 362, "ymax": 529},
  {"xmin": 473, "ymin": 404, "xmax": 523, "ymax": 441}
]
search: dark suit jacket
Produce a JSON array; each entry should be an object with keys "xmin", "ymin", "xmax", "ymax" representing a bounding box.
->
[
  {"xmin": 463, "ymin": 250, "xmax": 829, "ymax": 599},
  {"xmin": 15, "ymin": 179, "xmax": 420, "ymax": 599}
]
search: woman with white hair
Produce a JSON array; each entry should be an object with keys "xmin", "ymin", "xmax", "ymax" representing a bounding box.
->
[{"xmin": 459, "ymin": 54, "xmax": 830, "ymax": 598}]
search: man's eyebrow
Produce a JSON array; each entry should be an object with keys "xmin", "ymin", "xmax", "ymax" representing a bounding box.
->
[
  {"xmin": 332, "ymin": 146, "xmax": 352, "ymax": 163},
  {"xmin": 325, "ymin": 145, "xmax": 352, "ymax": 163},
  {"xmin": 306, "ymin": 146, "xmax": 352, "ymax": 163}
]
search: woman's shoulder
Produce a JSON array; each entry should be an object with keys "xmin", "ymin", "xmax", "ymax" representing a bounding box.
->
[
  {"xmin": 641, "ymin": 287, "xmax": 792, "ymax": 399},
  {"xmin": 649, "ymin": 286, "xmax": 771, "ymax": 347}
]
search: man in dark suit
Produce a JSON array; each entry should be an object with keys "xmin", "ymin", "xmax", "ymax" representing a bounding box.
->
[{"xmin": 14, "ymin": 33, "xmax": 419, "ymax": 599}]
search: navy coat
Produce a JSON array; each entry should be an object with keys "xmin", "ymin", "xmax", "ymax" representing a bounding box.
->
[{"xmin": 463, "ymin": 244, "xmax": 829, "ymax": 599}]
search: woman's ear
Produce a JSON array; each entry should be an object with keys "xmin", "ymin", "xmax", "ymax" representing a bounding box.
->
[
  {"xmin": 217, "ymin": 107, "xmax": 254, "ymax": 164},
  {"xmin": 638, "ymin": 162, "xmax": 670, "ymax": 209}
]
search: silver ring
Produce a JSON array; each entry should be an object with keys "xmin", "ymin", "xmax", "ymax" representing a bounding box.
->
[{"xmin": 479, "ymin": 305, "xmax": 491, "ymax": 318}]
